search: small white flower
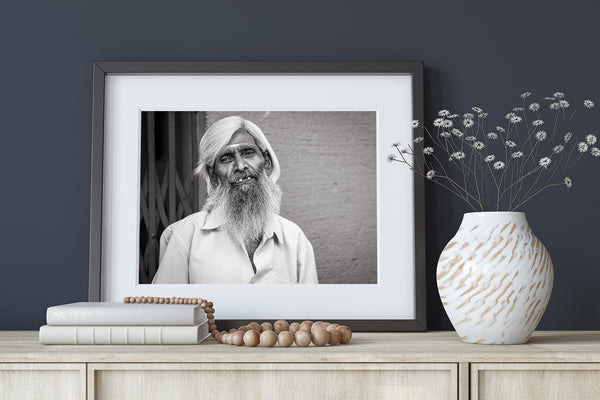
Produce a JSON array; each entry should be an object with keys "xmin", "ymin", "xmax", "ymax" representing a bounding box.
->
[
  {"xmin": 505, "ymin": 112, "xmax": 516, "ymax": 120},
  {"xmin": 578, "ymin": 142, "xmax": 589, "ymax": 152},
  {"xmin": 496, "ymin": 126, "xmax": 506, "ymax": 133},
  {"xmin": 423, "ymin": 147, "xmax": 434, "ymax": 155},
  {"xmin": 564, "ymin": 132, "xmax": 572, "ymax": 142},
  {"xmin": 463, "ymin": 119, "xmax": 474, "ymax": 128},
  {"xmin": 553, "ymin": 91, "xmax": 565, "ymax": 99},
  {"xmin": 414, "ymin": 136, "xmax": 424, "ymax": 143},
  {"xmin": 440, "ymin": 131, "xmax": 451, "ymax": 138},
  {"xmin": 473, "ymin": 141, "xmax": 485, "ymax": 150},
  {"xmin": 586, "ymin": 134, "xmax": 597, "ymax": 145},
  {"xmin": 387, "ymin": 154, "xmax": 396, "ymax": 162},
  {"xmin": 512, "ymin": 151, "xmax": 524, "ymax": 158},
  {"xmin": 529, "ymin": 103, "xmax": 541, "ymax": 112},
  {"xmin": 433, "ymin": 118, "xmax": 444, "ymax": 127},
  {"xmin": 513, "ymin": 107, "xmax": 524, "ymax": 112},
  {"xmin": 411, "ymin": 120, "xmax": 419, "ymax": 128},
  {"xmin": 591, "ymin": 147, "xmax": 600, "ymax": 157},
  {"xmin": 539, "ymin": 157, "xmax": 551, "ymax": 169},
  {"xmin": 438, "ymin": 109, "xmax": 450, "ymax": 117},
  {"xmin": 535, "ymin": 131, "xmax": 547, "ymax": 141},
  {"xmin": 553, "ymin": 145, "xmax": 564, "ymax": 153},
  {"xmin": 494, "ymin": 161, "xmax": 505, "ymax": 170},
  {"xmin": 452, "ymin": 128, "xmax": 464, "ymax": 137},
  {"xmin": 450, "ymin": 151, "xmax": 466, "ymax": 160},
  {"xmin": 510, "ymin": 115, "xmax": 522, "ymax": 123},
  {"xmin": 505, "ymin": 140, "xmax": 517, "ymax": 148},
  {"xmin": 448, "ymin": 114, "xmax": 459, "ymax": 119},
  {"xmin": 584, "ymin": 100, "xmax": 595, "ymax": 109},
  {"xmin": 442, "ymin": 119, "xmax": 453, "ymax": 128},
  {"xmin": 472, "ymin": 106, "xmax": 483, "ymax": 113},
  {"xmin": 479, "ymin": 112, "xmax": 488, "ymax": 118},
  {"xmin": 487, "ymin": 132, "xmax": 499, "ymax": 140},
  {"xmin": 559, "ymin": 100, "xmax": 570, "ymax": 109},
  {"xmin": 564, "ymin": 177, "xmax": 573, "ymax": 188},
  {"xmin": 465, "ymin": 136, "xmax": 476, "ymax": 142},
  {"xmin": 426, "ymin": 170, "xmax": 436, "ymax": 180},
  {"xmin": 545, "ymin": 96, "xmax": 554, "ymax": 101},
  {"xmin": 550, "ymin": 102, "xmax": 560, "ymax": 110},
  {"xmin": 532, "ymin": 120, "xmax": 544, "ymax": 127},
  {"xmin": 521, "ymin": 91, "xmax": 531, "ymax": 99},
  {"xmin": 464, "ymin": 113, "xmax": 474, "ymax": 119},
  {"xmin": 484, "ymin": 155, "xmax": 496, "ymax": 163}
]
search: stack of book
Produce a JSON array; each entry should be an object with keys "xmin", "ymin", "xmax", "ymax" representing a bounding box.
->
[{"xmin": 39, "ymin": 302, "xmax": 210, "ymax": 344}]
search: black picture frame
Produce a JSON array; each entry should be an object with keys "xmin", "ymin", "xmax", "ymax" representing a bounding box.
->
[{"xmin": 89, "ymin": 61, "xmax": 426, "ymax": 331}]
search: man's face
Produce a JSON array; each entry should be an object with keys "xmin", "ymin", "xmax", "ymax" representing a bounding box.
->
[{"xmin": 211, "ymin": 128, "xmax": 269, "ymax": 189}]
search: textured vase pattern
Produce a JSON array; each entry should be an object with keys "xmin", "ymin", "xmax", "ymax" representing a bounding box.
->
[{"xmin": 437, "ymin": 212, "xmax": 553, "ymax": 344}]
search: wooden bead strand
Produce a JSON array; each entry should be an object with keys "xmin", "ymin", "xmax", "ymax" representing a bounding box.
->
[{"xmin": 123, "ymin": 297, "xmax": 352, "ymax": 347}]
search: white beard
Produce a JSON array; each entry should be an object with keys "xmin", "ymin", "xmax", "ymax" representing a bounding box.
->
[{"xmin": 203, "ymin": 171, "xmax": 281, "ymax": 244}]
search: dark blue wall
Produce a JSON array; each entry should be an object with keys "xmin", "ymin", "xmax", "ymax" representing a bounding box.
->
[{"xmin": 1, "ymin": 0, "xmax": 598, "ymax": 330}]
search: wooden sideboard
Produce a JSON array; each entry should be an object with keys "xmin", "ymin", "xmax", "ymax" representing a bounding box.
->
[{"xmin": 2, "ymin": 331, "xmax": 600, "ymax": 399}]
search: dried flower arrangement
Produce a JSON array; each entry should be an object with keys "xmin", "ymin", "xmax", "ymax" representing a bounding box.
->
[{"xmin": 388, "ymin": 92, "xmax": 597, "ymax": 211}]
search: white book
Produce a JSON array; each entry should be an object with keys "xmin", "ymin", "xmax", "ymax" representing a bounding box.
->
[
  {"xmin": 46, "ymin": 302, "xmax": 204, "ymax": 326},
  {"xmin": 39, "ymin": 322, "xmax": 210, "ymax": 345}
]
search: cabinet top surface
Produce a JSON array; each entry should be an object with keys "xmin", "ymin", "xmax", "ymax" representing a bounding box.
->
[{"xmin": 2, "ymin": 331, "xmax": 600, "ymax": 363}]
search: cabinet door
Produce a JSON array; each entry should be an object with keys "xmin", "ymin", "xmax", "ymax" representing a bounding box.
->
[
  {"xmin": 0, "ymin": 363, "xmax": 86, "ymax": 400},
  {"xmin": 89, "ymin": 363, "xmax": 458, "ymax": 400},
  {"xmin": 472, "ymin": 363, "xmax": 600, "ymax": 400}
]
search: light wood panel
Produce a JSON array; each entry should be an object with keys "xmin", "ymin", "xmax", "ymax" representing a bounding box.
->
[
  {"xmin": 5, "ymin": 331, "xmax": 600, "ymax": 363},
  {"xmin": 88, "ymin": 363, "xmax": 457, "ymax": 400},
  {"xmin": 472, "ymin": 363, "xmax": 600, "ymax": 400},
  {"xmin": 0, "ymin": 363, "xmax": 86, "ymax": 400}
]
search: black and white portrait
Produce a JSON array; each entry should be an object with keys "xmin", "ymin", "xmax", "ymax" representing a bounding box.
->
[{"xmin": 140, "ymin": 111, "xmax": 377, "ymax": 285}]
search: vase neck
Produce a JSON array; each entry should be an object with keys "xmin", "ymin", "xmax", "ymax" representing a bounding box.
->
[{"xmin": 461, "ymin": 212, "xmax": 528, "ymax": 227}]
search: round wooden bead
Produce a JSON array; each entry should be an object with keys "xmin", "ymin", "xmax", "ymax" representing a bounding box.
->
[
  {"xmin": 311, "ymin": 328, "xmax": 329, "ymax": 347},
  {"xmin": 243, "ymin": 330, "xmax": 260, "ymax": 347},
  {"xmin": 328, "ymin": 329, "xmax": 341, "ymax": 345},
  {"xmin": 338, "ymin": 326, "xmax": 352, "ymax": 344},
  {"xmin": 294, "ymin": 330, "xmax": 312, "ymax": 347},
  {"xmin": 299, "ymin": 321, "xmax": 313, "ymax": 332},
  {"xmin": 206, "ymin": 313, "xmax": 215, "ymax": 320},
  {"xmin": 211, "ymin": 330, "xmax": 219, "ymax": 338},
  {"xmin": 200, "ymin": 302, "xmax": 207, "ymax": 308},
  {"xmin": 278, "ymin": 331, "xmax": 294, "ymax": 347},
  {"xmin": 229, "ymin": 329, "xmax": 237, "ymax": 334},
  {"xmin": 207, "ymin": 302, "xmax": 213, "ymax": 308},
  {"xmin": 260, "ymin": 322, "xmax": 274, "ymax": 332},
  {"xmin": 209, "ymin": 324, "xmax": 217, "ymax": 332},
  {"xmin": 247, "ymin": 322, "xmax": 261, "ymax": 332},
  {"xmin": 191, "ymin": 298, "xmax": 198, "ymax": 305},
  {"xmin": 289, "ymin": 322, "xmax": 300, "ymax": 335},
  {"xmin": 273, "ymin": 320, "xmax": 289, "ymax": 334},
  {"xmin": 215, "ymin": 332, "xmax": 223, "ymax": 342},
  {"xmin": 326, "ymin": 324, "xmax": 340, "ymax": 332},
  {"xmin": 208, "ymin": 319, "xmax": 215, "ymax": 325},
  {"xmin": 238, "ymin": 326, "xmax": 250, "ymax": 333},
  {"xmin": 158, "ymin": 297, "xmax": 165, "ymax": 304},
  {"xmin": 221, "ymin": 333, "xmax": 230, "ymax": 344},
  {"xmin": 232, "ymin": 331, "xmax": 245, "ymax": 346},
  {"xmin": 260, "ymin": 330, "xmax": 278, "ymax": 347},
  {"xmin": 123, "ymin": 297, "xmax": 131, "ymax": 303}
]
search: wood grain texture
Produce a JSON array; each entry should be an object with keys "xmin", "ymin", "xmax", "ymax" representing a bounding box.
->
[
  {"xmin": 0, "ymin": 363, "xmax": 86, "ymax": 400},
  {"xmin": 4, "ymin": 331, "xmax": 600, "ymax": 363},
  {"xmin": 471, "ymin": 363, "xmax": 600, "ymax": 400},
  {"xmin": 89, "ymin": 363, "xmax": 456, "ymax": 400}
]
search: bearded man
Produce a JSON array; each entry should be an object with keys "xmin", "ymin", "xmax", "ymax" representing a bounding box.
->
[{"xmin": 152, "ymin": 116, "xmax": 318, "ymax": 284}]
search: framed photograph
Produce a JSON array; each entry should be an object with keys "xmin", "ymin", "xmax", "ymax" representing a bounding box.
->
[{"xmin": 89, "ymin": 61, "xmax": 425, "ymax": 331}]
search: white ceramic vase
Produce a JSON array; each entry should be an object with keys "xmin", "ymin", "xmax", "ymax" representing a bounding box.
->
[{"xmin": 437, "ymin": 212, "xmax": 553, "ymax": 344}]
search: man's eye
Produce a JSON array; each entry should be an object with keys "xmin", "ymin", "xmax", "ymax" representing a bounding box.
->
[
  {"xmin": 241, "ymin": 149, "xmax": 255, "ymax": 157},
  {"xmin": 219, "ymin": 155, "xmax": 233, "ymax": 163}
]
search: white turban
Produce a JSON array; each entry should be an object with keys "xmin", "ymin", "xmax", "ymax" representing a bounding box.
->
[{"xmin": 195, "ymin": 116, "xmax": 281, "ymax": 190}]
